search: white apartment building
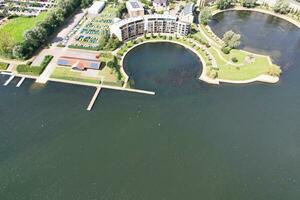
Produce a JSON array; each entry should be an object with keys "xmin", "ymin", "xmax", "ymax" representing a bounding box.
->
[{"xmin": 110, "ymin": 14, "xmax": 191, "ymax": 41}]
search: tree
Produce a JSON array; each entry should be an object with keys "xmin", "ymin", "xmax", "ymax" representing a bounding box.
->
[
  {"xmin": 13, "ymin": 44, "xmax": 27, "ymax": 59},
  {"xmin": 107, "ymin": 61, "xmax": 114, "ymax": 69},
  {"xmin": 105, "ymin": 36, "xmax": 122, "ymax": 50},
  {"xmin": 98, "ymin": 34, "xmax": 109, "ymax": 50},
  {"xmin": 81, "ymin": 0, "xmax": 93, "ymax": 8},
  {"xmin": 0, "ymin": 32, "xmax": 15, "ymax": 56},
  {"xmin": 199, "ymin": 7, "xmax": 212, "ymax": 25},
  {"xmin": 116, "ymin": 3, "xmax": 126, "ymax": 18},
  {"xmin": 267, "ymin": 66, "xmax": 282, "ymax": 77},
  {"xmin": 222, "ymin": 30, "xmax": 241, "ymax": 49},
  {"xmin": 273, "ymin": 0, "xmax": 290, "ymax": 14},
  {"xmin": 217, "ymin": 0, "xmax": 235, "ymax": 10},
  {"xmin": 242, "ymin": 0, "xmax": 256, "ymax": 8}
]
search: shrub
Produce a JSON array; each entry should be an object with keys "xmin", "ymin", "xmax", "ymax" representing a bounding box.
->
[
  {"xmin": 242, "ymin": 0, "xmax": 256, "ymax": 8},
  {"xmin": 217, "ymin": 0, "xmax": 235, "ymax": 10},
  {"xmin": 68, "ymin": 45, "xmax": 99, "ymax": 51},
  {"xmin": 266, "ymin": 66, "xmax": 282, "ymax": 77},
  {"xmin": 231, "ymin": 57, "xmax": 238, "ymax": 63},
  {"xmin": 222, "ymin": 46, "xmax": 232, "ymax": 54},
  {"xmin": 0, "ymin": 62, "xmax": 9, "ymax": 70},
  {"xmin": 222, "ymin": 30, "xmax": 241, "ymax": 49},
  {"xmin": 40, "ymin": 55, "xmax": 53, "ymax": 69},
  {"xmin": 199, "ymin": 7, "xmax": 212, "ymax": 25},
  {"xmin": 107, "ymin": 61, "xmax": 114, "ymax": 69},
  {"xmin": 17, "ymin": 55, "xmax": 53, "ymax": 75},
  {"xmin": 273, "ymin": 0, "xmax": 290, "ymax": 14},
  {"xmin": 206, "ymin": 68, "xmax": 218, "ymax": 79}
]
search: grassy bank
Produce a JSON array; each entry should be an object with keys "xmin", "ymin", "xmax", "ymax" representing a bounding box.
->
[
  {"xmin": 0, "ymin": 13, "xmax": 48, "ymax": 44},
  {"xmin": 118, "ymin": 31, "xmax": 280, "ymax": 83}
]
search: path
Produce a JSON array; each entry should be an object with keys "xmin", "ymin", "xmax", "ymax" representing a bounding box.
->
[{"xmin": 197, "ymin": 25, "xmax": 248, "ymax": 67}]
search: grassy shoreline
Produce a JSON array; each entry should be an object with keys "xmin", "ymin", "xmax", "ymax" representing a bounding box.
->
[{"xmin": 117, "ymin": 30, "xmax": 280, "ymax": 84}]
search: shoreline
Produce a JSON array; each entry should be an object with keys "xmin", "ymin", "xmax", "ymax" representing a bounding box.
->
[
  {"xmin": 119, "ymin": 38, "xmax": 219, "ymax": 85},
  {"xmin": 119, "ymin": 37, "xmax": 279, "ymax": 85},
  {"xmin": 212, "ymin": 7, "xmax": 300, "ymax": 28}
]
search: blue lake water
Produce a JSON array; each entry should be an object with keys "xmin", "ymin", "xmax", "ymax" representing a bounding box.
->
[{"xmin": 0, "ymin": 10, "xmax": 300, "ymax": 200}]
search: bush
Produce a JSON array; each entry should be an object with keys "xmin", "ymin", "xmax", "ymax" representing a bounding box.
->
[
  {"xmin": 222, "ymin": 46, "xmax": 231, "ymax": 54},
  {"xmin": 217, "ymin": 0, "xmax": 235, "ymax": 10},
  {"xmin": 231, "ymin": 57, "xmax": 238, "ymax": 63},
  {"xmin": 40, "ymin": 55, "xmax": 53, "ymax": 69},
  {"xmin": 242, "ymin": 0, "xmax": 256, "ymax": 8},
  {"xmin": 0, "ymin": 62, "xmax": 9, "ymax": 70},
  {"xmin": 68, "ymin": 45, "xmax": 99, "ymax": 51},
  {"xmin": 273, "ymin": 0, "xmax": 290, "ymax": 14},
  {"xmin": 206, "ymin": 68, "xmax": 218, "ymax": 79},
  {"xmin": 199, "ymin": 7, "xmax": 212, "ymax": 25},
  {"xmin": 107, "ymin": 61, "xmax": 114, "ymax": 69},
  {"xmin": 17, "ymin": 55, "xmax": 53, "ymax": 75},
  {"xmin": 267, "ymin": 66, "xmax": 282, "ymax": 77}
]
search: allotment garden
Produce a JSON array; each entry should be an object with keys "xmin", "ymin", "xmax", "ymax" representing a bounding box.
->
[{"xmin": 69, "ymin": 4, "xmax": 119, "ymax": 50}]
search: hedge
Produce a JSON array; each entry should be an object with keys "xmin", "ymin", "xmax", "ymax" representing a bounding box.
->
[
  {"xmin": 0, "ymin": 62, "xmax": 9, "ymax": 70},
  {"xmin": 17, "ymin": 55, "xmax": 53, "ymax": 75}
]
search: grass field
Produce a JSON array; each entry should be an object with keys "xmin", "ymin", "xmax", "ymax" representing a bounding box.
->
[
  {"xmin": 0, "ymin": 12, "xmax": 47, "ymax": 43},
  {"xmin": 51, "ymin": 66, "xmax": 121, "ymax": 86},
  {"xmin": 195, "ymin": 25, "xmax": 280, "ymax": 80}
]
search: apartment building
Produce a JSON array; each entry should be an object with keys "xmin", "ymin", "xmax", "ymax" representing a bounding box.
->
[
  {"xmin": 110, "ymin": 14, "xmax": 190, "ymax": 41},
  {"xmin": 126, "ymin": 0, "xmax": 144, "ymax": 17}
]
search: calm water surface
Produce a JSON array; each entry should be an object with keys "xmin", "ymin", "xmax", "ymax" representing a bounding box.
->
[{"xmin": 0, "ymin": 11, "xmax": 300, "ymax": 200}]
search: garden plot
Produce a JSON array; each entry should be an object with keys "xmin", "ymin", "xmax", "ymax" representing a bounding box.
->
[{"xmin": 70, "ymin": 5, "xmax": 117, "ymax": 50}]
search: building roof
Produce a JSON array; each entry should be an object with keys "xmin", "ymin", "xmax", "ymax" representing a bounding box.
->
[
  {"xmin": 57, "ymin": 56, "xmax": 101, "ymax": 70},
  {"xmin": 126, "ymin": 0, "xmax": 144, "ymax": 11},
  {"xmin": 181, "ymin": 2, "xmax": 195, "ymax": 16},
  {"xmin": 111, "ymin": 14, "xmax": 177, "ymax": 28},
  {"xmin": 153, "ymin": 0, "xmax": 167, "ymax": 4},
  {"xmin": 88, "ymin": 1, "xmax": 105, "ymax": 13}
]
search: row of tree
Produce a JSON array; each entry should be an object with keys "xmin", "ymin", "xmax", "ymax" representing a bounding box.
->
[{"xmin": 9, "ymin": 0, "xmax": 92, "ymax": 59}]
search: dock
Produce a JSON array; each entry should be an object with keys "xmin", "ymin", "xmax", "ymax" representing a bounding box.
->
[
  {"xmin": 16, "ymin": 77, "xmax": 26, "ymax": 87},
  {"xmin": 87, "ymin": 86, "xmax": 102, "ymax": 111},
  {"xmin": 3, "ymin": 75, "xmax": 15, "ymax": 86}
]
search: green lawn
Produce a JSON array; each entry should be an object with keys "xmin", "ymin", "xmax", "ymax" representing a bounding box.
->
[
  {"xmin": 0, "ymin": 62, "xmax": 9, "ymax": 70},
  {"xmin": 196, "ymin": 25, "xmax": 280, "ymax": 80},
  {"xmin": 0, "ymin": 12, "xmax": 47, "ymax": 43},
  {"xmin": 51, "ymin": 66, "xmax": 122, "ymax": 86},
  {"xmin": 217, "ymin": 58, "xmax": 274, "ymax": 80},
  {"xmin": 51, "ymin": 67, "xmax": 102, "ymax": 84}
]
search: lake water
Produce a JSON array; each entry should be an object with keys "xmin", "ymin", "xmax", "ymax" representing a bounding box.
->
[{"xmin": 0, "ymin": 10, "xmax": 300, "ymax": 200}]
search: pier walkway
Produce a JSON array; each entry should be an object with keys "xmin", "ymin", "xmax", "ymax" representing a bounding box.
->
[
  {"xmin": 16, "ymin": 77, "xmax": 26, "ymax": 87},
  {"xmin": 87, "ymin": 86, "xmax": 101, "ymax": 111},
  {"xmin": 3, "ymin": 75, "xmax": 15, "ymax": 86}
]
